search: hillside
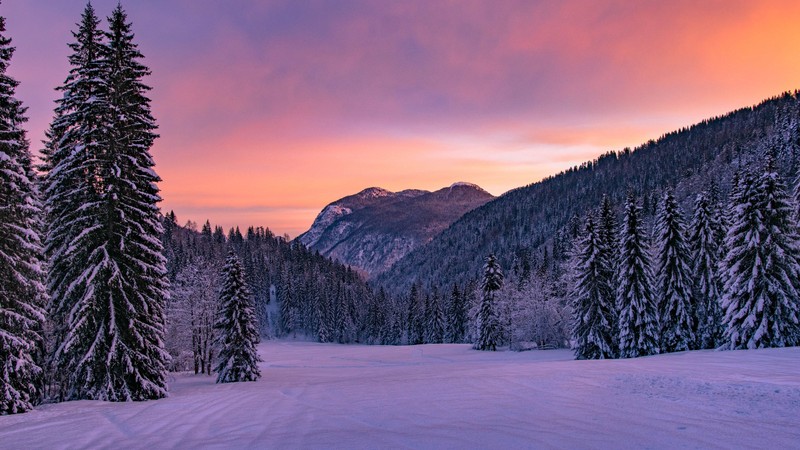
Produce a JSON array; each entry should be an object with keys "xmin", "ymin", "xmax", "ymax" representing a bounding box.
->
[
  {"xmin": 1, "ymin": 342, "xmax": 797, "ymax": 448},
  {"xmin": 297, "ymin": 183, "xmax": 494, "ymax": 276},
  {"xmin": 377, "ymin": 92, "xmax": 800, "ymax": 294}
]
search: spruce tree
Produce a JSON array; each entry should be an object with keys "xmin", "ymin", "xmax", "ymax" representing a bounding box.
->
[
  {"xmin": 279, "ymin": 273, "xmax": 298, "ymax": 336},
  {"xmin": 214, "ymin": 252, "xmax": 261, "ymax": 383},
  {"xmin": 474, "ymin": 254, "xmax": 503, "ymax": 351},
  {"xmin": 425, "ymin": 290, "xmax": 445, "ymax": 344},
  {"xmin": 570, "ymin": 215, "xmax": 617, "ymax": 359},
  {"xmin": 445, "ymin": 284, "xmax": 467, "ymax": 343},
  {"xmin": 654, "ymin": 189, "xmax": 694, "ymax": 352},
  {"xmin": 720, "ymin": 156, "xmax": 800, "ymax": 349},
  {"xmin": 406, "ymin": 284, "xmax": 424, "ymax": 345},
  {"xmin": 43, "ymin": 4, "xmax": 168, "ymax": 401},
  {"xmin": 598, "ymin": 194, "xmax": 619, "ymax": 276},
  {"xmin": 0, "ymin": 13, "xmax": 47, "ymax": 415},
  {"xmin": 689, "ymin": 191, "xmax": 725, "ymax": 349},
  {"xmin": 616, "ymin": 192, "xmax": 660, "ymax": 358}
]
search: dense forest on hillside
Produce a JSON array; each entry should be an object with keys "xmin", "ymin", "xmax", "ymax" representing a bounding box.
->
[{"xmin": 377, "ymin": 92, "xmax": 800, "ymax": 296}]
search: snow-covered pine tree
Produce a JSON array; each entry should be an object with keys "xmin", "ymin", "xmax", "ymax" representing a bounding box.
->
[
  {"xmin": 616, "ymin": 192, "xmax": 660, "ymax": 358},
  {"xmin": 425, "ymin": 290, "xmax": 445, "ymax": 344},
  {"xmin": 214, "ymin": 252, "xmax": 261, "ymax": 383},
  {"xmin": 654, "ymin": 189, "xmax": 694, "ymax": 352},
  {"xmin": 688, "ymin": 191, "xmax": 725, "ymax": 349},
  {"xmin": 278, "ymin": 271, "xmax": 298, "ymax": 337},
  {"xmin": 445, "ymin": 284, "xmax": 467, "ymax": 343},
  {"xmin": 570, "ymin": 214, "xmax": 617, "ymax": 359},
  {"xmin": 0, "ymin": 13, "xmax": 47, "ymax": 415},
  {"xmin": 720, "ymin": 154, "xmax": 800, "ymax": 349},
  {"xmin": 406, "ymin": 284, "xmax": 424, "ymax": 345},
  {"xmin": 474, "ymin": 254, "xmax": 503, "ymax": 351},
  {"xmin": 43, "ymin": 4, "xmax": 168, "ymax": 401},
  {"xmin": 598, "ymin": 194, "xmax": 619, "ymax": 282}
]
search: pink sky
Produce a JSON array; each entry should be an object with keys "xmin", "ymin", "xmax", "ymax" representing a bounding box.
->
[{"xmin": 5, "ymin": 1, "xmax": 800, "ymax": 237}]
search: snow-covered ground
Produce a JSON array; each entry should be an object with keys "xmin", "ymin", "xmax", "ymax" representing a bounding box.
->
[{"xmin": 1, "ymin": 342, "xmax": 799, "ymax": 449}]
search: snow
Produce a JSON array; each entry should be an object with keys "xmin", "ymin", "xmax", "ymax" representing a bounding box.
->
[
  {"xmin": 1, "ymin": 342, "xmax": 799, "ymax": 448},
  {"xmin": 449, "ymin": 181, "xmax": 481, "ymax": 189}
]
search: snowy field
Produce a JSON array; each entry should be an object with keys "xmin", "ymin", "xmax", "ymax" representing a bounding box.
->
[{"xmin": 1, "ymin": 342, "xmax": 799, "ymax": 449}]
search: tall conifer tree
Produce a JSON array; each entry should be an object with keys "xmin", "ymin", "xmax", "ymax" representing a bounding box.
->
[
  {"xmin": 214, "ymin": 252, "xmax": 261, "ymax": 383},
  {"xmin": 720, "ymin": 155, "xmax": 800, "ymax": 349},
  {"xmin": 474, "ymin": 254, "xmax": 503, "ymax": 351},
  {"xmin": 616, "ymin": 192, "xmax": 660, "ymax": 358},
  {"xmin": 0, "ymin": 13, "xmax": 47, "ymax": 414},
  {"xmin": 654, "ymin": 189, "xmax": 694, "ymax": 352},
  {"xmin": 570, "ymin": 215, "xmax": 617, "ymax": 359},
  {"xmin": 445, "ymin": 284, "xmax": 467, "ymax": 343},
  {"xmin": 689, "ymin": 191, "xmax": 724, "ymax": 349},
  {"xmin": 406, "ymin": 284, "xmax": 424, "ymax": 345},
  {"xmin": 425, "ymin": 290, "xmax": 445, "ymax": 344},
  {"xmin": 42, "ymin": 4, "xmax": 168, "ymax": 401}
]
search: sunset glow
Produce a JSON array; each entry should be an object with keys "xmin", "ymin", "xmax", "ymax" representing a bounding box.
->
[{"xmin": 6, "ymin": 0, "xmax": 800, "ymax": 236}]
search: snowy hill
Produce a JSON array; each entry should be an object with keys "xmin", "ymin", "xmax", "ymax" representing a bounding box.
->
[
  {"xmin": 296, "ymin": 183, "xmax": 494, "ymax": 276},
  {"xmin": 2, "ymin": 342, "xmax": 798, "ymax": 448}
]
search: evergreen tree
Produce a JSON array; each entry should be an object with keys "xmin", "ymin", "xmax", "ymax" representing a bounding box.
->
[
  {"xmin": 689, "ymin": 191, "xmax": 725, "ymax": 349},
  {"xmin": 43, "ymin": 4, "xmax": 168, "ymax": 401},
  {"xmin": 278, "ymin": 271, "xmax": 298, "ymax": 336},
  {"xmin": 570, "ymin": 215, "xmax": 617, "ymax": 359},
  {"xmin": 0, "ymin": 13, "xmax": 47, "ymax": 414},
  {"xmin": 406, "ymin": 284, "xmax": 424, "ymax": 345},
  {"xmin": 445, "ymin": 284, "xmax": 467, "ymax": 343},
  {"xmin": 598, "ymin": 194, "xmax": 619, "ymax": 282},
  {"xmin": 425, "ymin": 290, "xmax": 445, "ymax": 344},
  {"xmin": 616, "ymin": 192, "xmax": 660, "ymax": 358},
  {"xmin": 214, "ymin": 252, "xmax": 261, "ymax": 383},
  {"xmin": 720, "ymin": 156, "xmax": 800, "ymax": 349},
  {"xmin": 474, "ymin": 254, "xmax": 503, "ymax": 351},
  {"xmin": 654, "ymin": 189, "xmax": 694, "ymax": 352}
]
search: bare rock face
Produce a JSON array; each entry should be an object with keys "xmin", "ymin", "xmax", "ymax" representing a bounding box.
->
[{"xmin": 296, "ymin": 183, "xmax": 494, "ymax": 277}]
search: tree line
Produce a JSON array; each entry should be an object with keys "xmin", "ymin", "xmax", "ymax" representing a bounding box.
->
[{"xmin": 571, "ymin": 153, "xmax": 800, "ymax": 359}]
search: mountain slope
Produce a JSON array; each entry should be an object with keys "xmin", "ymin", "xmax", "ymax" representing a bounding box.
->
[
  {"xmin": 297, "ymin": 183, "xmax": 494, "ymax": 276},
  {"xmin": 377, "ymin": 91, "xmax": 800, "ymax": 294}
]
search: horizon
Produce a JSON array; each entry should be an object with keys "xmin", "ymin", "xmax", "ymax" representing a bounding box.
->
[{"xmin": 5, "ymin": 1, "xmax": 800, "ymax": 237}]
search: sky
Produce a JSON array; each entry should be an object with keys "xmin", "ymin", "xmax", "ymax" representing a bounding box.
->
[{"xmin": 4, "ymin": 1, "xmax": 800, "ymax": 237}]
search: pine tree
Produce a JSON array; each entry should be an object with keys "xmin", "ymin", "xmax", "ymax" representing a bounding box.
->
[
  {"xmin": 445, "ymin": 284, "xmax": 467, "ymax": 343},
  {"xmin": 214, "ymin": 252, "xmax": 261, "ymax": 383},
  {"xmin": 0, "ymin": 13, "xmax": 47, "ymax": 415},
  {"xmin": 654, "ymin": 189, "xmax": 694, "ymax": 352},
  {"xmin": 43, "ymin": 4, "xmax": 168, "ymax": 401},
  {"xmin": 616, "ymin": 192, "xmax": 660, "ymax": 358},
  {"xmin": 720, "ymin": 155, "xmax": 800, "ymax": 349},
  {"xmin": 689, "ymin": 191, "xmax": 725, "ymax": 349},
  {"xmin": 474, "ymin": 254, "xmax": 503, "ymax": 351},
  {"xmin": 425, "ymin": 290, "xmax": 445, "ymax": 344},
  {"xmin": 598, "ymin": 194, "xmax": 619, "ymax": 282},
  {"xmin": 406, "ymin": 284, "xmax": 424, "ymax": 345},
  {"xmin": 278, "ymin": 271, "xmax": 298, "ymax": 337},
  {"xmin": 570, "ymin": 215, "xmax": 617, "ymax": 359}
]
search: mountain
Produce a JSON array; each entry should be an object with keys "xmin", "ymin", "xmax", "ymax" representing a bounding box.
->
[
  {"xmin": 376, "ymin": 91, "xmax": 800, "ymax": 295},
  {"xmin": 296, "ymin": 182, "xmax": 495, "ymax": 276}
]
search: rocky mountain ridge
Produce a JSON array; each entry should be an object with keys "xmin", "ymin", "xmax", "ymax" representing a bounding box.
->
[{"xmin": 296, "ymin": 182, "xmax": 494, "ymax": 276}]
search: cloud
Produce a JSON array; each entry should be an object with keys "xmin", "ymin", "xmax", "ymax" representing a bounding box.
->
[{"xmin": 6, "ymin": 0, "xmax": 800, "ymax": 236}]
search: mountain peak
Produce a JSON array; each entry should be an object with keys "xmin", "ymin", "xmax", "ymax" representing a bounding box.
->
[
  {"xmin": 296, "ymin": 182, "xmax": 494, "ymax": 276},
  {"xmin": 449, "ymin": 181, "xmax": 481, "ymax": 189},
  {"xmin": 356, "ymin": 187, "xmax": 393, "ymax": 198}
]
